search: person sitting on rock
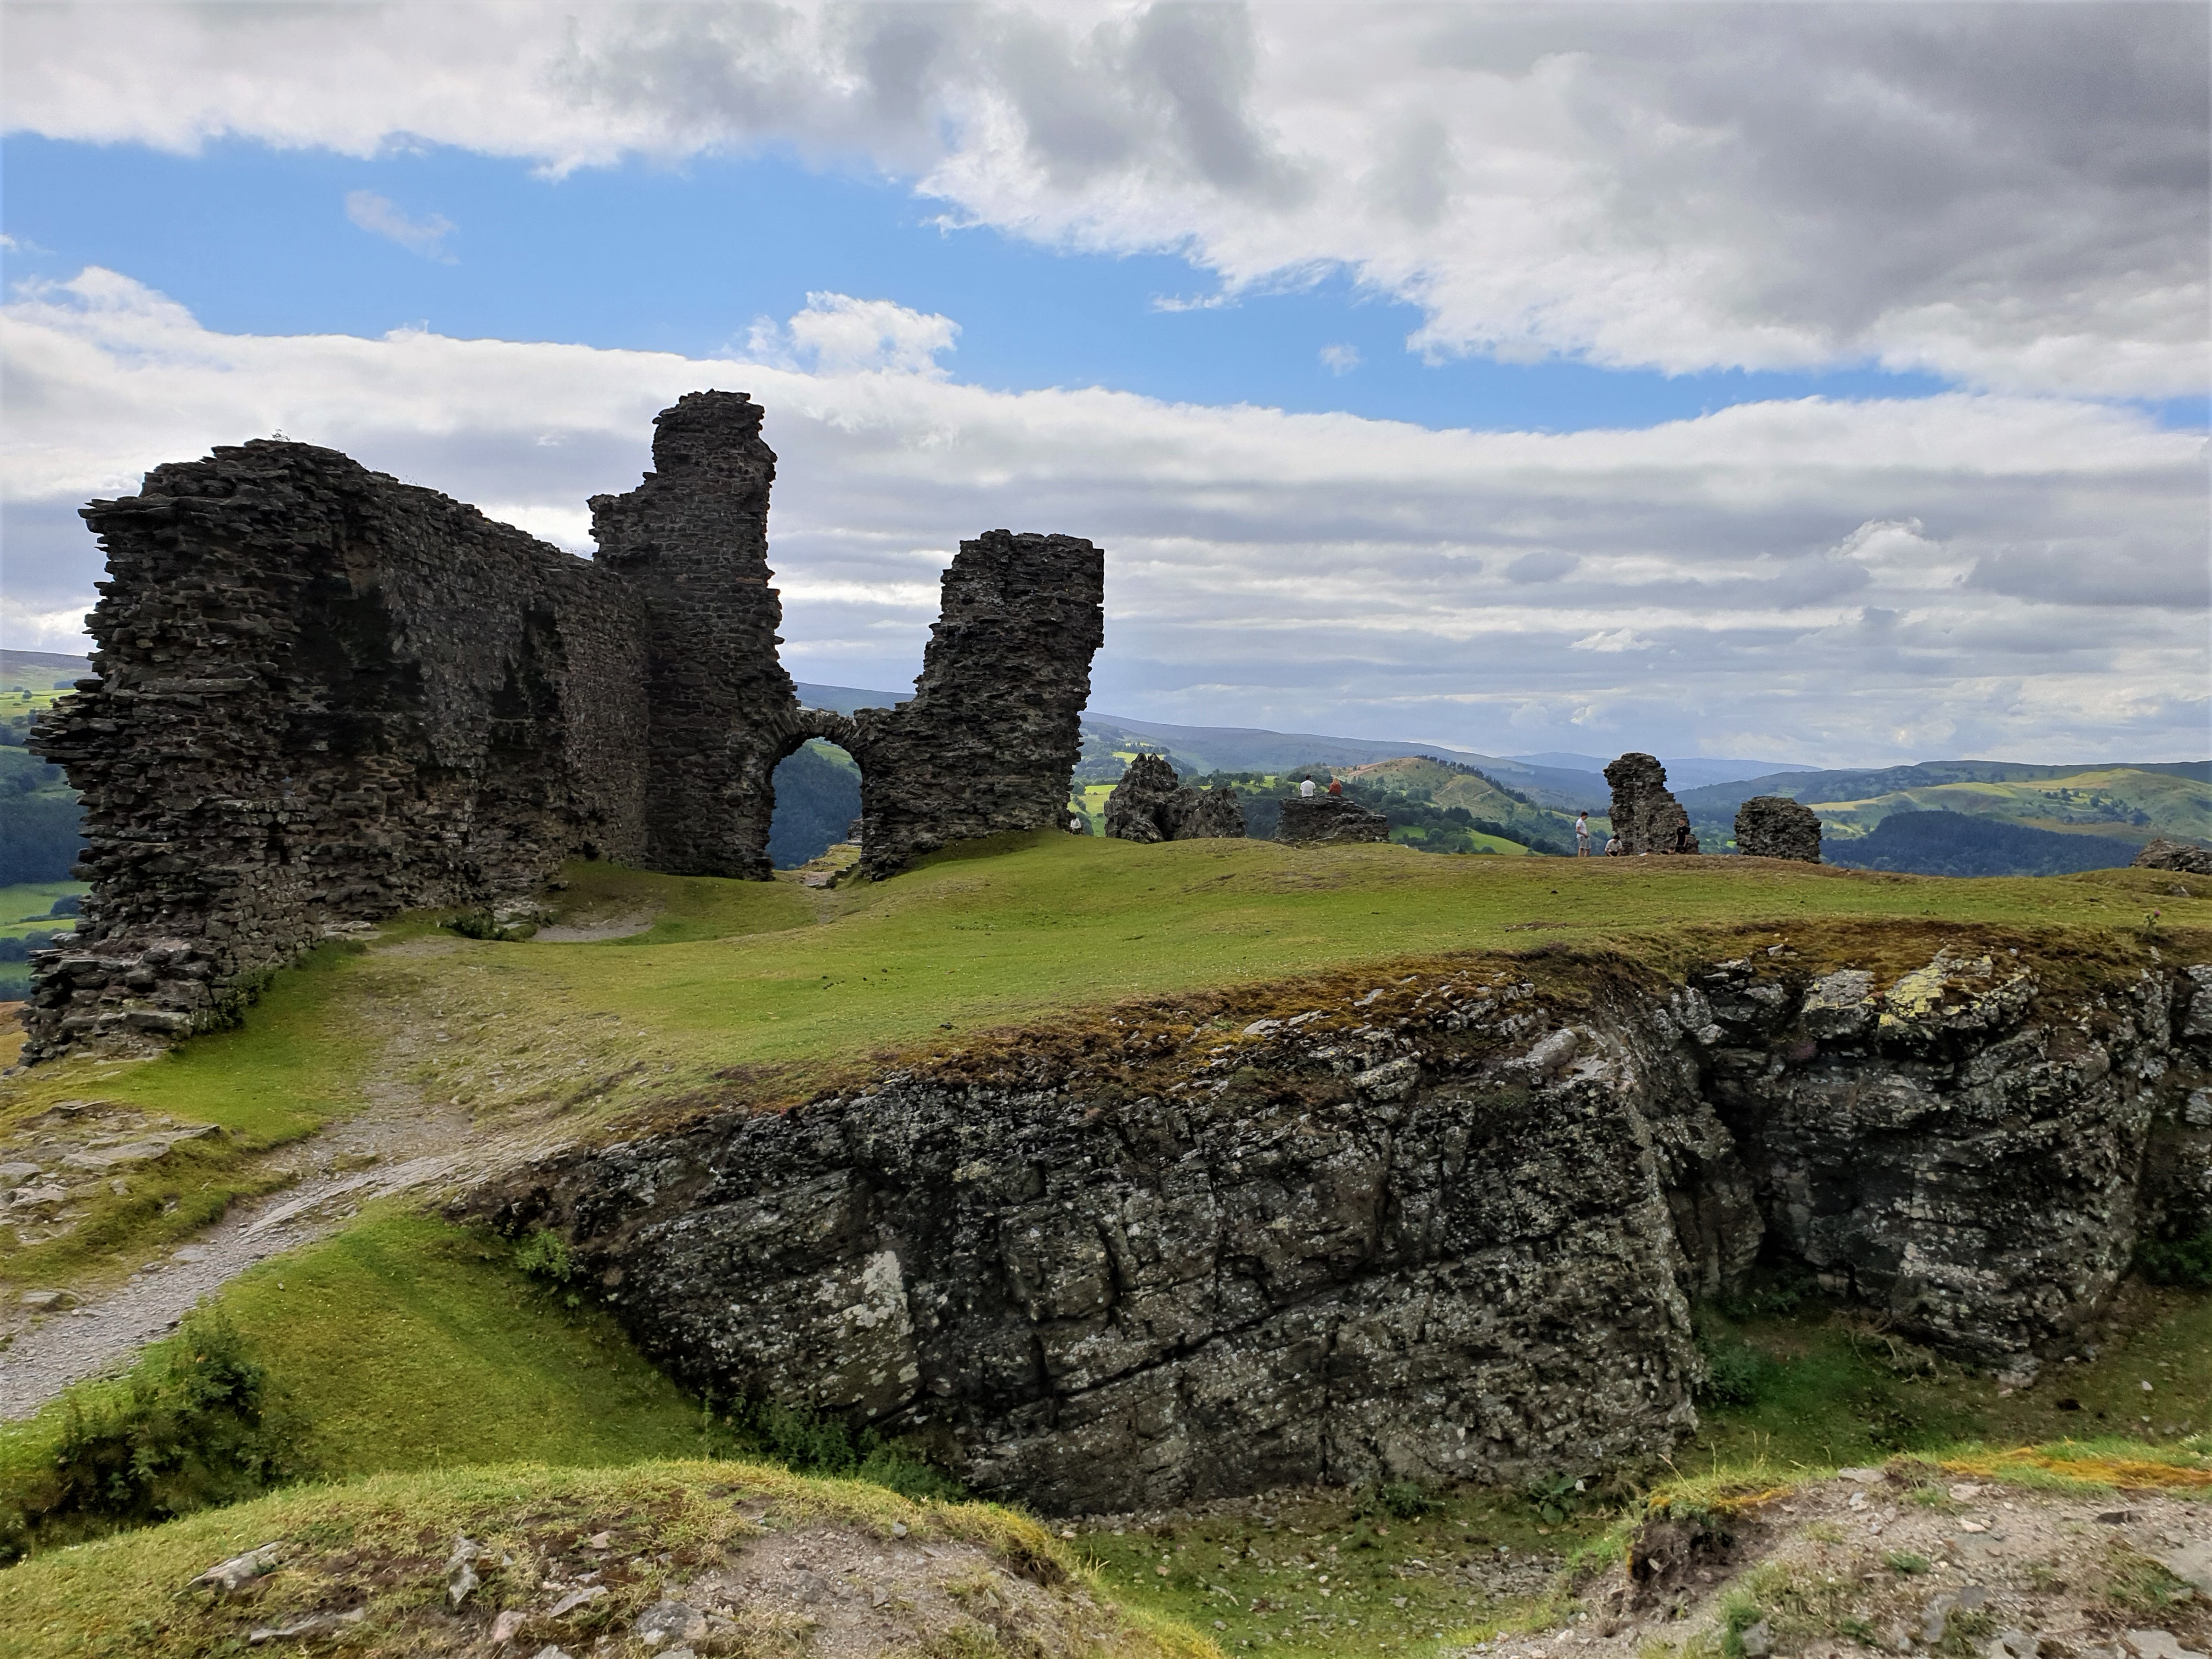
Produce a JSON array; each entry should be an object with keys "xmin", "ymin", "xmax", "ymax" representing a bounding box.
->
[
  {"xmin": 1299, "ymin": 776, "xmax": 1316, "ymax": 798},
  {"xmin": 1327, "ymin": 777, "xmax": 1344, "ymax": 797}
]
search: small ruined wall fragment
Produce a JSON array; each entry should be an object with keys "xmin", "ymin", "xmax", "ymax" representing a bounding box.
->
[
  {"xmin": 589, "ymin": 392, "xmax": 798, "ymax": 879},
  {"xmin": 1604, "ymin": 753, "xmax": 1698, "ymax": 854},
  {"xmin": 1735, "ymin": 796, "xmax": 1822, "ymax": 862},
  {"xmin": 1277, "ymin": 795, "xmax": 1389, "ymax": 845},
  {"xmin": 1104, "ymin": 754, "xmax": 1246, "ymax": 843},
  {"xmin": 847, "ymin": 532, "xmax": 1104, "ymax": 881},
  {"xmin": 26, "ymin": 442, "xmax": 648, "ymax": 1060}
]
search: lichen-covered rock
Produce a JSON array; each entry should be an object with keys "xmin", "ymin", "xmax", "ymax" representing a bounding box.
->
[
  {"xmin": 1735, "ymin": 796, "xmax": 1822, "ymax": 862},
  {"xmin": 1104, "ymin": 757, "xmax": 1247, "ymax": 843},
  {"xmin": 1277, "ymin": 795, "xmax": 1389, "ymax": 845},
  {"xmin": 1604, "ymin": 753, "xmax": 1699, "ymax": 854},
  {"xmin": 2136, "ymin": 838, "xmax": 2212, "ymax": 876},
  {"xmin": 477, "ymin": 944, "xmax": 2212, "ymax": 1511}
]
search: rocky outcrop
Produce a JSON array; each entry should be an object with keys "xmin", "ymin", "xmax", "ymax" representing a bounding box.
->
[
  {"xmin": 1277, "ymin": 795, "xmax": 1389, "ymax": 845},
  {"xmin": 1734, "ymin": 797, "xmax": 1822, "ymax": 862},
  {"xmin": 2136, "ymin": 838, "xmax": 2212, "ymax": 876},
  {"xmin": 1104, "ymin": 755, "xmax": 1248, "ymax": 843},
  {"xmin": 1604, "ymin": 754, "xmax": 1698, "ymax": 854},
  {"xmin": 26, "ymin": 403, "xmax": 1107, "ymax": 1059},
  {"xmin": 476, "ymin": 935, "xmax": 2210, "ymax": 1513}
]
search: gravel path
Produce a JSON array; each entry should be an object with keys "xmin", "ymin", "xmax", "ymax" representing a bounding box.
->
[{"xmin": 0, "ymin": 1080, "xmax": 552, "ymax": 1419}]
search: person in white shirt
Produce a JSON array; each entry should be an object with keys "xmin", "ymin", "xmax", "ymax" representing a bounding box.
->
[
  {"xmin": 1575, "ymin": 811, "xmax": 1591, "ymax": 855},
  {"xmin": 1299, "ymin": 776, "xmax": 1316, "ymax": 798}
]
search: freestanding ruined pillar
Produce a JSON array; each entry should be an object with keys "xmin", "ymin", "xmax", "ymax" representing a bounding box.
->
[
  {"xmin": 1735, "ymin": 795, "xmax": 1822, "ymax": 861},
  {"xmin": 589, "ymin": 392, "xmax": 800, "ymax": 879},
  {"xmin": 1603, "ymin": 753, "xmax": 1699, "ymax": 854}
]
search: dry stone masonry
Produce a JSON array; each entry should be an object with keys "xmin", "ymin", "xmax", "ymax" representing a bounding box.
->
[
  {"xmin": 480, "ymin": 939, "xmax": 2212, "ymax": 1514},
  {"xmin": 2136, "ymin": 838, "xmax": 2212, "ymax": 877},
  {"xmin": 1604, "ymin": 753, "xmax": 1699, "ymax": 854},
  {"xmin": 25, "ymin": 394, "xmax": 1105, "ymax": 1060},
  {"xmin": 1102, "ymin": 754, "xmax": 1247, "ymax": 843},
  {"xmin": 1734, "ymin": 795, "xmax": 1823, "ymax": 862}
]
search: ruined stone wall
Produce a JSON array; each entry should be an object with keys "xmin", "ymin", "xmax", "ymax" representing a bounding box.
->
[
  {"xmin": 845, "ymin": 532, "xmax": 1105, "ymax": 881},
  {"xmin": 25, "ymin": 441, "xmax": 649, "ymax": 1060},
  {"xmin": 479, "ymin": 941, "xmax": 2211, "ymax": 1513},
  {"xmin": 589, "ymin": 393, "xmax": 798, "ymax": 879},
  {"xmin": 26, "ymin": 403, "xmax": 1108, "ymax": 1060},
  {"xmin": 1604, "ymin": 752, "xmax": 1699, "ymax": 854},
  {"xmin": 1277, "ymin": 795, "xmax": 1390, "ymax": 844}
]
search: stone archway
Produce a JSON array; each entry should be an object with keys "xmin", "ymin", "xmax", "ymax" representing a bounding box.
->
[{"xmin": 768, "ymin": 707, "xmax": 871, "ymax": 871}]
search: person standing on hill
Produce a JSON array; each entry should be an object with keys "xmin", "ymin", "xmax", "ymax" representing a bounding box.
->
[
  {"xmin": 1576, "ymin": 811, "xmax": 1592, "ymax": 855},
  {"xmin": 1673, "ymin": 819, "xmax": 1695, "ymax": 854},
  {"xmin": 1299, "ymin": 776, "xmax": 1317, "ymax": 798}
]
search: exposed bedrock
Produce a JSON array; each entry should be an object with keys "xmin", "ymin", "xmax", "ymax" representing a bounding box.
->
[
  {"xmin": 1605, "ymin": 753, "xmax": 1698, "ymax": 854},
  {"xmin": 1104, "ymin": 754, "xmax": 1248, "ymax": 843},
  {"xmin": 476, "ymin": 940, "xmax": 2211, "ymax": 1515},
  {"xmin": 1276, "ymin": 795, "xmax": 1390, "ymax": 845},
  {"xmin": 1734, "ymin": 796, "xmax": 1823, "ymax": 863}
]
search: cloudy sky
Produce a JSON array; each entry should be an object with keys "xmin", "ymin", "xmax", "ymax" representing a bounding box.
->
[{"xmin": 3, "ymin": 2, "xmax": 2205, "ymax": 765}]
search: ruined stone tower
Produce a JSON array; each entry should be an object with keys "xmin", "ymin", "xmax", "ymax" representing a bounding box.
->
[{"xmin": 588, "ymin": 392, "xmax": 797, "ymax": 879}]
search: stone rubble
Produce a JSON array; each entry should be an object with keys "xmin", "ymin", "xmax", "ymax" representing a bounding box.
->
[
  {"xmin": 2137, "ymin": 839, "xmax": 2212, "ymax": 877},
  {"xmin": 1276, "ymin": 793, "xmax": 1390, "ymax": 845},
  {"xmin": 1103, "ymin": 753, "xmax": 1248, "ymax": 843}
]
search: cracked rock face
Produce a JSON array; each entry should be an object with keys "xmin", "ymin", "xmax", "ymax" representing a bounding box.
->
[
  {"xmin": 1604, "ymin": 753, "xmax": 1698, "ymax": 855},
  {"xmin": 476, "ymin": 943, "xmax": 2211, "ymax": 1514},
  {"xmin": 1104, "ymin": 755, "xmax": 1248, "ymax": 843},
  {"xmin": 1734, "ymin": 797, "xmax": 1822, "ymax": 863}
]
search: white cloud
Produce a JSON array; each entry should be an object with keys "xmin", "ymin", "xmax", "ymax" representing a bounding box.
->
[
  {"xmin": 4, "ymin": 3, "xmax": 2202, "ymax": 397},
  {"xmin": 343, "ymin": 190, "xmax": 457, "ymax": 261},
  {"xmin": 1318, "ymin": 343, "xmax": 1361, "ymax": 375},
  {"xmin": 0, "ymin": 267, "xmax": 2203, "ymax": 763},
  {"xmin": 749, "ymin": 292, "xmax": 961, "ymax": 378}
]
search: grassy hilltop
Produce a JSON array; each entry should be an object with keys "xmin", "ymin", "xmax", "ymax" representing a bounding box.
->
[{"xmin": 1, "ymin": 837, "xmax": 2208, "ymax": 1656}]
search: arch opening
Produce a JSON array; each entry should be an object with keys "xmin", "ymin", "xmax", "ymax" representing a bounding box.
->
[{"xmin": 768, "ymin": 737, "xmax": 862, "ymax": 872}]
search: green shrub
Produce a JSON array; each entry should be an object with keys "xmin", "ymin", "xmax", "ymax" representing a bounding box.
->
[
  {"xmin": 2136, "ymin": 1228, "xmax": 2212, "ymax": 1289},
  {"xmin": 512, "ymin": 1228, "xmax": 576, "ymax": 1284},
  {"xmin": 1375, "ymin": 1481, "xmax": 1436, "ymax": 1520},
  {"xmin": 722, "ymin": 1398, "xmax": 965, "ymax": 1503},
  {"xmin": 1697, "ymin": 1335, "xmax": 1773, "ymax": 1407},
  {"xmin": 0, "ymin": 1313, "xmax": 302, "ymax": 1560}
]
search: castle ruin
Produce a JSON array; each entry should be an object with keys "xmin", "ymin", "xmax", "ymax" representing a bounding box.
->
[{"xmin": 23, "ymin": 392, "xmax": 1104, "ymax": 1061}]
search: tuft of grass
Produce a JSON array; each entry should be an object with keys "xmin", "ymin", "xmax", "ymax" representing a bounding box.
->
[{"xmin": 1883, "ymin": 1549, "xmax": 1931, "ymax": 1574}]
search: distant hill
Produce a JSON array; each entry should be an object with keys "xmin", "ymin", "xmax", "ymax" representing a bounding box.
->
[
  {"xmin": 1824, "ymin": 810, "xmax": 2140, "ymax": 878},
  {"xmin": 1505, "ymin": 752, "xmax": 1817, "ymax": 789},
  {"xmin": 1679, "ymin": 760, "xmax": 2211, "ymax": 865},
  {"xmin": 0, "ymin": 650, "xmax": 90, "ymax": 690}
]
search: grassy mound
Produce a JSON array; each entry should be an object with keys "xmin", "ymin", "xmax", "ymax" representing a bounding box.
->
[{"xmin": 0, "ymin": 1459, "xmax": 1218, "ymax": 1659}]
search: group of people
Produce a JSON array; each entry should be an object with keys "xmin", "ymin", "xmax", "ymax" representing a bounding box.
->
[
  {"xmin": 1575, "ymin": 810, "xmax": 1695, "ymax": 855},
  {"xmin": 1296, "ymin": 776, "xmax": 1344, "ymax": 798}
]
